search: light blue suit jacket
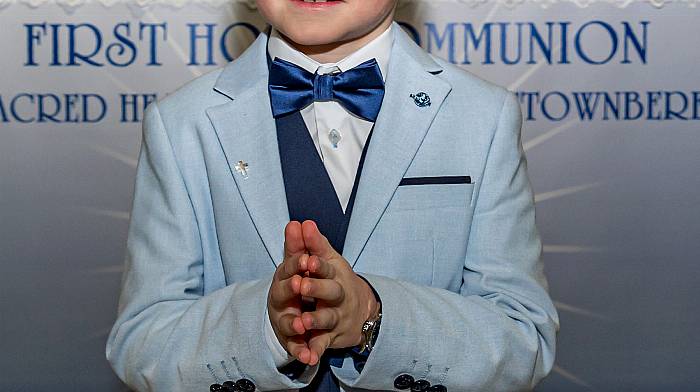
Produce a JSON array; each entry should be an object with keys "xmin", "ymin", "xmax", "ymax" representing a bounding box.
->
[{"xmin": 106, "ymin": 23, "xmax": 559, "ymax": 392}]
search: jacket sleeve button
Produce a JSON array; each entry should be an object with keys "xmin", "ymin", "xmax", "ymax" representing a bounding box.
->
[
  {"xmin": 428, "ymin": 385, "xmax": 447, "ymax": 392},
  {"xmin": 209, "ymin": 384, "xmax": 223, "ymax": 392},
  {"xmin": 411, "ymin": 379, "xmax": 431, "ymax": 391},
  {"xmin": 394, "ymin": 374, "xmax": 415, "ymax": 389},
  {"xmin": 235, "ymin": 378, "xmax": 256, "ymax": 392}
]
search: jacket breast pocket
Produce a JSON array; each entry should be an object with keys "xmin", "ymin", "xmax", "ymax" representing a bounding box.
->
[
  {"xmin": 388, "ymin": 181, "xmax": 474, "ymax": 211},
  {"xmin": 365, "ymin": 181, "xmax": 475, "ymax": 289}
]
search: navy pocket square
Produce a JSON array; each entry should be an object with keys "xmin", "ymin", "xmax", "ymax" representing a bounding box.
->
[{"xmin": 398, "ymin": 176, "xmax": 472, "ymax": 186}]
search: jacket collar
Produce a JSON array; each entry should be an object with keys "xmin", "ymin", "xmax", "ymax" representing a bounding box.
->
[{"xmin": 213, "ymin": 21, "xmax": 444, "ymax": 101}]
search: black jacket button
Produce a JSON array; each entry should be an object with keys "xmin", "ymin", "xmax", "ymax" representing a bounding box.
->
[
  {"xmin": 428, "ymin": 385, "xmax": 447, "ymax": 392},
  {"xmin": 394, "ymin": 374, "xmax": 415, "ymax": 389},
  {"xmin": 411, "ymin": 379, "xmax": 431, "ymax": 391},
  {"xmin": 222, "ymin": 380, "xmax": 237, "ymax": 391},
  {"xmin": 210, "ymin": 384, "xmax": 223, "ymax": 392},
  {"xmin": 235, "ymin": 378, "xmax": 255, "ymax": 392}
]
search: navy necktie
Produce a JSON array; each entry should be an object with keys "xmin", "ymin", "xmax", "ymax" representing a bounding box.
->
[{"xmin": 268, "ymin": 57, "xmax": 385, "ymax": 122}]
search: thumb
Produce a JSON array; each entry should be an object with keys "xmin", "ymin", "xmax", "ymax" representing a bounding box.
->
[
  {"xmin": 307, "ymin": 331, "xmax": 332, "ymax": 366},
  {"xmin": 301, "ymin": 220, "xmax": 337, "ymax": 260},
  {"xmin": 284, "ymin": 221, "xmax": 305, "ymax": 258}
]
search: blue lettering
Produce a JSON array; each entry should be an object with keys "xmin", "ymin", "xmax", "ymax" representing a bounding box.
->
[
  {"xmin": 220, "ymin": 22, "xmax": 259, "ymax": 62},
  {"xmin": 646, "ymin": 91, "xmax": 662, "ymax": 120},
  {"xmin": 541, "ymin": 92, "xmax": 570, "ymax": 121},
  {"xmin": 558, "ymin": 22, "xmax": 571, "ymax": 64},
  {"xmin": 0, "ymin": 95, "xmax": 8, "ymax": 122},
  {"xmin": 528, "ymin": 22, "xmax": 554, "ymax": 65},
  {"xmin": 622, "ymin": 21, "xmax": 649, "ymax": 64},
  {"xmin": 602, "ymin": 92, "xmax": 621, "ymax": 120},
  {"xmin": 188, "ymin": 23, "xmax": 216, "ymax": 66},
  {"xmin": 576, "ymin": 21, "xmax": 618, "ymax": 65},
  {"xmin": 83, "ymin": 94, "xmax": 107, "ymax": 123},
  {"xmin": 64, "ymin": 94, "xmax": 80, "ymax": 123},
  {"xmin": 107, "ymin": 22, "xmax": 137, "ymax": 67},
  {"xmin": 38, "ymin": 93, "xmax": 62, "ymax": 123},
  {"xmin": 462, "ymin": 23, "xmax": 493, "ymax": 65},
  {"xmin": 67, "ymin": 23, "xmax": 103, "ymax": 66},
  {"xmin": 499, "ymin": 23, "xmax": 522, "ymax": 65},
  {"xmin": 139, "ymin": 22, "xmax": 167, "ymax": 66},
  {"xmin": 120, "ymin": 93, "xmax": 157, "ymax": 123},
  {"xmin": 664, "ymin": 91, "xmax": 688, "ymax": 120},
  {"xmin": 425, "ymin": 22, "xmax": 456, "ymax": 63},
  {"xmin": 624, "ymin": 91, "xmax": 643, "ymax": 120},
  {"xmin": 50, "ymin": 23, "xmax": 61, "ymax": 65},
  {"xmin": 517, "ymin": 91, "xmax": 539, "ymax": 121},
  {"xmin": 25, "ymin": 23, "xmax": 46, "ymax": 66},
  {"xmin": 572, "ymin": 92, "xmax": 601, "ymax": 120},
  {"xmin": 11, "ymin": 94, "xmax": 36, "ymax": 123}
]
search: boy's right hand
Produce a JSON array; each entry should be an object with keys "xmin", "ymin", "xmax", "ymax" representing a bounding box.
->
[{"xmin": 267, "ymin": 221, "xmax": 314, "ymax": 364}]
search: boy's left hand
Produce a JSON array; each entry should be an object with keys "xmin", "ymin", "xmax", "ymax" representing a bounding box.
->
[{"xmin": 295, "ymin": 220, "xmax": 380, "ymax": 366}]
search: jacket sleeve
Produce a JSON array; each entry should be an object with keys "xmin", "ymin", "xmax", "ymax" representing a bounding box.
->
[
  {"xmin": 105, "ymin": 102, "xmax": 318, "ymax": 392},
  {"xmin": 334, "ymin": 92, "xmax": 559, "ymax": 391}
]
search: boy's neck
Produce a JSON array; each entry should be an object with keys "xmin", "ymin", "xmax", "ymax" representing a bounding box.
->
[{"xmin": 281, "ymin": 18, "xmax": 394, "ymax": 64}]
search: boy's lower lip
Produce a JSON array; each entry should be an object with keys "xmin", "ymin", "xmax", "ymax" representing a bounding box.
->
[{"xmin": 290, "ymin": 0, "xmax": 344, "ymax": 9}]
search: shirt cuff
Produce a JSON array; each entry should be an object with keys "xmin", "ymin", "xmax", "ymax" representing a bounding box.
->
[{"xmin": 264, "ymin": 306, "xmax": 296, "ymax": 368}]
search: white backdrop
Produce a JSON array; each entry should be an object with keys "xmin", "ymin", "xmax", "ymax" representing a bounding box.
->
[{"xmin": 1, "ymin": 1, "xmax": 699, "ymax": 390}]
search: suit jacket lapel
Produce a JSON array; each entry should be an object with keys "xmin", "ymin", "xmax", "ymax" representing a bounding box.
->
[
  {"xmin": 206, "ymin": 33, "xmax": 289, "ymax": 267},
  {"xmin": 344, "ymin": 24, "xmax": 453, "ymax": 267}
]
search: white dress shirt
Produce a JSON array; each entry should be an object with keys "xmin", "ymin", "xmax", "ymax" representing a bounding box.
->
[
  {"xmin": 264, "ymin": 24, "xmax": 395, "ymax": 368},
  {"xmin": 267, "ymin": 25, "xmax": 394, "ymax": 212}
]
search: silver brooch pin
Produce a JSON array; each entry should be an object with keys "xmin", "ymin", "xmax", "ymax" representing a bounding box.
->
[
  {"xmin": 410, "ymin": 92, "xmax": 431, "ymax": 107},
  {"xmin": 234, "ymin": 160, "xmax": 249, "ymax": 179}
]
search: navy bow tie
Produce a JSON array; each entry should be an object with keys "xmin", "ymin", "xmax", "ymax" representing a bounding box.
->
[{"xmin": 268, "ymin": 57, "xmax": 385, "ymax": 122}]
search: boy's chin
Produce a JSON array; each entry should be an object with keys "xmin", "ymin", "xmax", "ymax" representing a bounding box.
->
[{"xmin": 280, "ymin": 28, "xmax": 352, "ymax": 47}]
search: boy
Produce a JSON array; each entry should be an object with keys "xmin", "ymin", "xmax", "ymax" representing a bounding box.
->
[{"xmin": 106, "ymin": 1, "xmax": 559, "ymax": 391}]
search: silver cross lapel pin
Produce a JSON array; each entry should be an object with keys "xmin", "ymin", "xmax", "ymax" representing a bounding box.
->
[{"xmin": 234, "ymin": 160, "xmax": 249, "ymax": 179}]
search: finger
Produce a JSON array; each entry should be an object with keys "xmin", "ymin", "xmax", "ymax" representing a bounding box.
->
[
  {"xmin": 307, "ymin": 254, "xmax": 335, "ymax": 279},
  {"xmin": 301, "ymin": 220, "xmax": 337, "ymax": 260},
  {"xmin": 277, "ymin": 313, "xmax": 305, "ymax": 337},
  {"xmin": 300, "ymin": 277, "xmax": 344, "ymax": 304},
  {"xmin": 269, "ymin": 274, "xmax": 302, "ymax": 308},
  {"xmin": 301, "ymin": 308, "xmax": 340, "ymax": 331},
  {"xmin": 277, "ymin": 250, "xmax": 308, "ymax": 282},
  {"xmin": 278, "ymin": 222, "xmax": 306, "ymax": 281},
  {"xmin": 307, "ymin": 332, "xmax": 333, "ymax": 366},
  {"xmin": 286, "ymin": 336, "xmax": 311, "ymax": 364},
  {"xmin": 283, "ymin": 220, "xmax": 305, "ymax": 259}
]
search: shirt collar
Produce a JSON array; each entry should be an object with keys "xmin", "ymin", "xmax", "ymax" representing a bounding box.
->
[{"xmin": 267, "ymin": 23, "xmax": 394, "ymax": 81}]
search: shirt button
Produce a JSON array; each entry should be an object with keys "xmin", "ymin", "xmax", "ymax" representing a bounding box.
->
[{"xmin": 328, "ymin": 128, "xmax": 342, "ymax": 148}]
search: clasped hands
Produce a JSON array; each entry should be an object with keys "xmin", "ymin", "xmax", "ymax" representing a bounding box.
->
[{"xmin": 267, "ymin": 220, "xmax": 380, "ymax": 366}]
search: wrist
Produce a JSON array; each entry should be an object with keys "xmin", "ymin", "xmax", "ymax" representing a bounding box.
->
[
  {"xmin": 356, "ymin": 275, "xmax": 382, "ymax": 353},
  {"xmin": 366, "ymin": 289, "xmax": 379, "ymax": 320},
  {"xmin": 357, "ymin": 274, "xmax": 381, "ymax": 320}
]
